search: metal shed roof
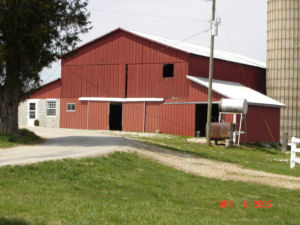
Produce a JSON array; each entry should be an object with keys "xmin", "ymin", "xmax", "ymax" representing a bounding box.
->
[{"xmin": 186, "ymin": 75, "xmax": 285, "ymax": 108}]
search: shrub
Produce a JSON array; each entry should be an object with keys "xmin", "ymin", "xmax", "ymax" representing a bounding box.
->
[{"xmin": 34, "ymin": 119, "xmax": 39, "ymax": 126}]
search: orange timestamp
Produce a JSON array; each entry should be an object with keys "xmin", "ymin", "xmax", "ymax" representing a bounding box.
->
[{"xmin": 219, "ymin": 200, "xmax": 272, "ymax": 208}]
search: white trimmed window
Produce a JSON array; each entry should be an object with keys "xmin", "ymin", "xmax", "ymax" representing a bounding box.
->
[
  {"xmin": 67, "ymin": 103, "xmax": 76, "ymax": 112},
  {"xmin": 46, "ymin": 100, "xmax": 56, "ymax": 117}
]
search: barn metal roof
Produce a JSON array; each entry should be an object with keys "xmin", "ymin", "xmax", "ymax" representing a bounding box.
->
[
  {"xmin": 127, "ymin": 29, "xmax": 266, "ymax": 68},
  {"xmin": 65, "ymin": 28, "xmax": 265, "ymax": 68},
  {"xmin": 186, "ymin": 75, "xmax": 285, "ymax": 108}
]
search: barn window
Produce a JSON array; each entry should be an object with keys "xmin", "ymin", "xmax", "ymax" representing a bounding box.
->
[
  {"xmin": 46, "ymin": 100, "xmax": 56, "ymax": 116},
  {"xmin": 163, "ymin": 64, "xmax": 174, "ymax": 78},
  {"xmin": 67, "ymin": 103, "xmax": 76, "ymax": 112}
]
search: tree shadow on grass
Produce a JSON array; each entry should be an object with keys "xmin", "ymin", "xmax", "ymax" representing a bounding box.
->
[{"xmin": 0, "ymin": 217, "xmax": 32, "ymax": 225}]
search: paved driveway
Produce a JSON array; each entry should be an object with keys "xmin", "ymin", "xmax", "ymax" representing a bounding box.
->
[{"xmin": 0, "ymin": 127, "xmax": 135, "ymax": 167}]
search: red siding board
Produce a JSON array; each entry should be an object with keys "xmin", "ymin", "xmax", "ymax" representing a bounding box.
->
[
  {"xmin": 145, "ymin": 103, "xmax": 160, "ymax": 133},
  {"xmin": 159, "ymin": 104, "xmax": 195, "ymax": 136},
  {"xmin": 62, "ymin": 30, "xmax": 188, "ymax": 99},
  {"xmin": 62, "ymin": 64, "xmax": 125, "ymax": 98},
  {"xmin": 243, "ymin": 106, "xmax": 280, "ymax": 143},
  {"xmin": 61, "ymin": 66, "xmax": 82, "ymax": 98},
  {"xmin": 26, "ymin": 79, "xmax": 61, "ymax": 99},
  {"xmin": 164, "ymin": 80, "xmax": 223, "ymax": 103},
  {"xmin": 123, "ymin": 103, "xmax": 144, "ymax": 132},
  {"xmin": 60, "ymin": 98, "xmax": 87, "ymax": 129},
  {"xmin": 126, "ymin": 63, "xmax": 188, "ymax": 98},
  {"xmin": 145, "ymin": 103, "xmax": 195, "ymax": 136},
  {"xmin": 188, "ymin": 54, "xmax": 266, "ymax": 94},
  {"xmin": 88, "ymin": 102, "xmax": 109, "ymax": 130}
]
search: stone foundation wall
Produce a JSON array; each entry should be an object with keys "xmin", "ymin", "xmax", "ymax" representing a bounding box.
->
[{"xmin": 18, "ymin": 99, "xmax": 60, "ymax": 128}]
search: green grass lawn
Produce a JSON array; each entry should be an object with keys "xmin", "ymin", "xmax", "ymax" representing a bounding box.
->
[
  {"xmin": 0, "ymin": 129, "xmax": 42, "ymax": 148},
  {"xmin": 0, "ymin": 152, "xmax": 299, "ymax": 225},
  {"xmin": 122, "ymin": 134, "xmax": 300, "ymax": 177}
]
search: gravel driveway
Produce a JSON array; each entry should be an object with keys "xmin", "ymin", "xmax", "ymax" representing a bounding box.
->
[
  {"xmin": 0, "ymin": 127, "xmax": 135, "ymax": 167},
  {"xmin": 1, "ymin": 126, "xmax": 300, "ymax": 190}
]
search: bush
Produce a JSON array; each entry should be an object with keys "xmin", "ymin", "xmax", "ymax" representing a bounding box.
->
[
  {"xmin": 34, "ymin": 119, "xmax": 39, "ymax": 126},
  {"xmin": 3, "ymin": 129, "xmax": 42, "ymax": 144}
]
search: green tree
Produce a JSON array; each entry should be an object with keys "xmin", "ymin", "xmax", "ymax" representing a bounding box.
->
[{"xmin": 0, "ymin": 0, "xmax": 91, "ymax": 134}]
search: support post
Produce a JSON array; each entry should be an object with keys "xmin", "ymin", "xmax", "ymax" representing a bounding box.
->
[
  {"xmin": 282, "ymin": 132, "xmax": 288, "ymax": 152},
  {"xmin": 238, "ymin": 114, "xmax": 243, "ymax": 146},
  {"xmin": 206, "ymin": 0, "xmax": 217, "ymax": 145}
]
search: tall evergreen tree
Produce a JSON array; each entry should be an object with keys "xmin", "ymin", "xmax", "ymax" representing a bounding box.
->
[{"xmin": 0, "ymin": 0, "xmax": 91, "ymax": 134}]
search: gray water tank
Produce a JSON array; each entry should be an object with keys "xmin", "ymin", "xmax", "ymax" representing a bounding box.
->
[{"xmin": 219, "ymin": 98, "xmax": 248, "ymax": 115}]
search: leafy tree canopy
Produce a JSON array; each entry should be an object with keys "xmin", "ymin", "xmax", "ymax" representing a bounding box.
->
[
  {"xmin": 0, "ymin": 0, "xmax": 91, "ymax": 134},
  {"xmin": 0, "ymin": 0, "xmax": 91, "ymax": 93}
]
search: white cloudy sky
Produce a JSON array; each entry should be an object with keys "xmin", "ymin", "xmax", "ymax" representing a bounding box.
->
[{"xmin": 41, "ymin": 0, "xmax": 267, "ymax": 84}]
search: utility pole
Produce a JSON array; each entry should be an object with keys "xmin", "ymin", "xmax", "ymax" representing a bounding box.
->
[{"xmin": 206, "ymin": 0, "xmax": 217, "ymax": 145}]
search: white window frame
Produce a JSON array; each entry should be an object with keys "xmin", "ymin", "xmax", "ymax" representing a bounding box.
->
[
  {"xmin": 67, "ymin": 103, "xmax": 76, "ymax": 112},
  {"xmin": 46, "ymin": 99, "xmax": 57, "ymax": 117}
]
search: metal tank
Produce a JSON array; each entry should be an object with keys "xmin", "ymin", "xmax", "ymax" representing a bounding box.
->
[
  {"xmin": 267, "ymin": 0, "xmax": 300, "ymax": 142},
  {"xmin": 219, "ymin": 98, "xmax": 248, "ymax": 115}
]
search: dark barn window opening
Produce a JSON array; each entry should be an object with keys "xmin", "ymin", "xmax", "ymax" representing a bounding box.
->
[
  {"xmin": 163, "ymin": 64, "xmax": 174, "ymax": 78},
  {"xmin": 195, "ymin": 103, "xmax": 219, "ymax": 137},
  {"xmin": 109, "ymin": 103, "xmax": 123, "ymax": 130},
  {"xmin": 67, "ymin": 103, "xmax": 76, "ymax": 112}
]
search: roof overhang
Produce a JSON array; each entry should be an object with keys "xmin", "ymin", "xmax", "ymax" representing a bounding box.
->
[
  {"xmin": 78, "ymin": 97, "xmax": 164, "ymax": 102},
  {"xmin": 186, "ymin": 75, "xmax": 286, "ymax": 108}
]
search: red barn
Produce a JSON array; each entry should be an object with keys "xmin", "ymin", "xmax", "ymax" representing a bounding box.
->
[{"xmin": 22, "ymin": 28, "xmax": 285, "ymax": 143}]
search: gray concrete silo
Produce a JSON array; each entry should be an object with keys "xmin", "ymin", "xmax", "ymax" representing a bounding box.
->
[{"xmin": 267, "ymin": 0, "xmax": 300, "ymax": 142}]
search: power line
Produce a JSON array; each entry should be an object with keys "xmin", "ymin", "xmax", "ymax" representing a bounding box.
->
[{"xmin": 91, "ymin": 8, "xmax": 210, "ymax": 22}]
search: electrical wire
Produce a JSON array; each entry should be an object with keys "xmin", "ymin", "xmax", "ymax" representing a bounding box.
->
[{"xmin": 91, "ymin": 8, "xmax": 210, "ymax": 22}]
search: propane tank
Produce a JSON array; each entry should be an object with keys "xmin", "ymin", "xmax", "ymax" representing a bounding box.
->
[{"xmin": 219, "ymin": 98, "xmax": 248, "ymax": 115}]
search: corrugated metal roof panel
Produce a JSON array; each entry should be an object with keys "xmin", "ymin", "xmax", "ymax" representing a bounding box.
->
[
  {"xmin": 186, "ymin": 75, "xmax": 285, "ymax": 108},
  {"xmin": 128, "ymin": 30, "xmax": 266, "ymax": 68}
]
